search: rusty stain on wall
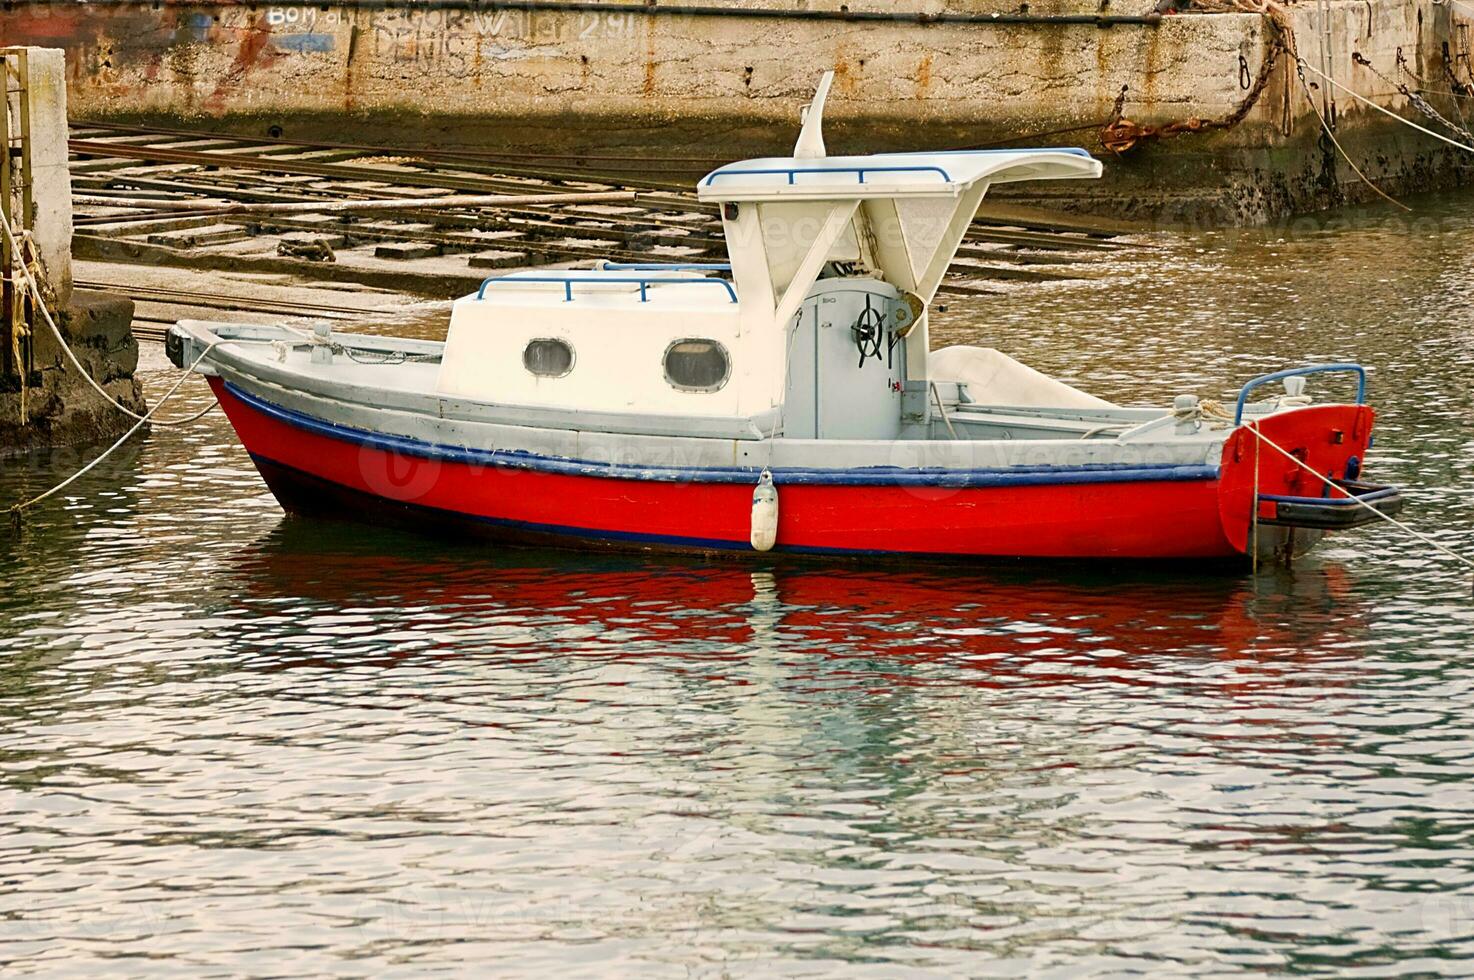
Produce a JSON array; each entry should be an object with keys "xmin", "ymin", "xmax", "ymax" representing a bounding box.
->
[
  {"xmin": 642, "ymin": 15, "xmax": 657, "ymax": 100},
  {"xmin": 217, "ymin": 14, "xmax": 274, "ymax": 95}
]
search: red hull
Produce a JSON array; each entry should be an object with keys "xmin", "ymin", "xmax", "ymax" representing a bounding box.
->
[{"xmin": 209, "ymin": 379, "xmax": 1375, "ymax": 561}]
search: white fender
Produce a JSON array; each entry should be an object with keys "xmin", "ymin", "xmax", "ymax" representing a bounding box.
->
[{"xmin": 750, "ymin": 469, "xmax": 779, "ymax": 552}]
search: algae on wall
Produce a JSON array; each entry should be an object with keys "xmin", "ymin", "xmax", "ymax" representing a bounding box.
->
[{"xmin": 0, "ymin": 293, "xmax": 146, "ymax": 458}]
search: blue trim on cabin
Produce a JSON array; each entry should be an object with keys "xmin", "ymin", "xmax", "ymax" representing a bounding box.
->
[
  {"xmin": 704, "ymin": 164, "xmax": 954, "ymax": 187},
  {"xmin": 224, "ymin": 381, "xmax": 1220, "ymax": 489},
  {"xmin": 478, "ymin": 274, "xmax": 738, "ymax": 303}
]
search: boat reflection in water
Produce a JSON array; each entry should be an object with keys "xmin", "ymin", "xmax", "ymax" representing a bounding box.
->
[
  {"xmin": 227, "ymin": 519, "xmax": 1368, "ymax": 692},
  {"xmin": 212, "ymin": 519, "xmax": 1377, "ymax": 941}
]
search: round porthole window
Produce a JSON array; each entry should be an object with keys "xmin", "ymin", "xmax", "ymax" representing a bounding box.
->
[
  {"xmin": 663, "ymin": 339, "xmax": 731, "ymax": 393},
  {"xmin": 523, "ymin": 338, "xmax": 574, "ymax": 378}
]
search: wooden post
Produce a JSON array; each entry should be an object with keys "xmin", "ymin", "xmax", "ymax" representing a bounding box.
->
[
  {"xmin": 2, "ymin": 51, "xmax": 15, "ymax": 384},
  {"xmin": 15, "ymin": 49, "xmax": 32, "ymax": 233},
  {"xmin": 0, "ymin": 49, "xmax": 34, "ymax": 393}
]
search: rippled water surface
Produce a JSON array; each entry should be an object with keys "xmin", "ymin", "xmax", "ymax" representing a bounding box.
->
[{"xmin": 3, "ymin": 192, "xmax": 1474, "ymax": 976}]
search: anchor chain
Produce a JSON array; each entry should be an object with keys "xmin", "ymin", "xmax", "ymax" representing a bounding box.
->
[
  {"xmin": 1353, "ymin": 50, "xmax": 1474, "ymax": 145},
  {"xmin": 1101, "ymin": 0, "xmax": 1295, "ymax": 154}
]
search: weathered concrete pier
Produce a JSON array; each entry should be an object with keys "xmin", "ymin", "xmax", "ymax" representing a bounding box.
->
[
  {"xmin": 2, "ymin": 47, "xmax": 143, "ymax": 457},
  {"xmin": 2, "ymin": 0, "xmax": 1472, "ymax": 223}
]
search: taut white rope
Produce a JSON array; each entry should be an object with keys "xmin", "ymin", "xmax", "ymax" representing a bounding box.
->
[
  {"xmin": 1299, "ymin": 59, "xmax": 1474, "ymax": 156},
  {"xmin": 0, "ymin": 204, "xmax": 231, "ymax": 427},
  {"xmin": 1245, "ymin": 421, "xmax": 1474, "ymax": 574},
  {"xmin": 7, "ymin": 343, "xmax": 219, "ymax": 521}
]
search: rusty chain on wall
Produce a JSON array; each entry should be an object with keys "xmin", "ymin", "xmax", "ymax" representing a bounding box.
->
[{"xmin": 1100, "ymin": 0, "xmax": 1299, "ymax": 154}]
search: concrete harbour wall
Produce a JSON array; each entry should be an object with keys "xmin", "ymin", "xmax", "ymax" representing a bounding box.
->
[{"xmin": 2, "ymin": 0, "xmax": 1472, "ymax": 223}]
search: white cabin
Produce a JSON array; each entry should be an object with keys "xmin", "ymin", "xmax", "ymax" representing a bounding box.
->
[{"xmin": 435, "ymin": 73, "xmax": 1104, "ymax": 437}]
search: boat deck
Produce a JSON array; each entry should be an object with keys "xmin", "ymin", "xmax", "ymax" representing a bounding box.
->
[{"xmin": 198, "ymin": 323, "xmax": 1207, "ymax": 453}]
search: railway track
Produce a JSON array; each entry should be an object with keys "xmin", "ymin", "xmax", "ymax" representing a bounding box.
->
[
  {"xmin": 68, "ymin": 121, "xmax": 1144, "ymax": 309},
  {"xmin": 77, "ymin": 279, "xmax": 380, "ymax": 319},
  {"xmin": 81, "ymin": 278, "xmax": 395, "ymax": 344}
]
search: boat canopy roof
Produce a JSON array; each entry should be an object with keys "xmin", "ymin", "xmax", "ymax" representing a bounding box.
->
[
  {"xmin": 697, "ymin": 148, "xmax": 1103, "ymax": 203},
  {"xmin": 689, "ymin": 73, "xmax": 1107, "ymax": 339}
]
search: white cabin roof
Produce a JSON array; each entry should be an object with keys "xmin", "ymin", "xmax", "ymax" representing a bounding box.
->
[{"xmin": 698, "ymin": 148, "xmax": 1103, "ymax": 203}]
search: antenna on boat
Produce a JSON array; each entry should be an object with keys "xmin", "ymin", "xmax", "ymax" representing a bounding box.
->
[{"xmin": 793, "ymin": 71, "xmax": 834, "ymax": 159}]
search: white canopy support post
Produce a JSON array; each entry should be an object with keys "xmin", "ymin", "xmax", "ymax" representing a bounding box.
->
[
  {"xmin": 910, "ymin": 181, "xmax": 991, "ymax": 302},
  {"xmin": 698, "ymin": 137, "xmax": 1104, "ymax": 387},
  {"xmin": 772, "ymin": 200, "xmax": 860, "ymax": 330},
  {"xmin": 903, "ymin": 185, "xmax": 984, "ymax": 378},
  {"xmin": 793, "ymin": 71, "xmax": 834, "ymax": 160}
]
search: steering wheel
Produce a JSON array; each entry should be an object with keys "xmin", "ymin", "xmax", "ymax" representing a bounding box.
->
[{"xmin": 851, "ymin": 297, "xmax": 886, "ymax": 368}]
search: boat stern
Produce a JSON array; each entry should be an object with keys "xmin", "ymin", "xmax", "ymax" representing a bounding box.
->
[{"xmin": 1216, "ymin": 400, "xmax": 1403, "ymax": 561}]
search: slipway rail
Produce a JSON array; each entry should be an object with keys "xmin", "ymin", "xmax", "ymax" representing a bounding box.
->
[{"xmin": 66, "ymin": 121, "xmax": 1152, "ymax": 322}]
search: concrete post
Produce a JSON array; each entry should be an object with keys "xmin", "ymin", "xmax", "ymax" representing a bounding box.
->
[
  {"xmin": 0, "ymin": 45, "xmax": 144, "ymax": 455},
  {"xmin": 2, "ymin": 46, "xmax": 72, "ymax": 306}
]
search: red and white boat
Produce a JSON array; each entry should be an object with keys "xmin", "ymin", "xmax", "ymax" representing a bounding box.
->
[{"xmin": 168, "ymin": 74, "xmax": 1401, "ymax": 564}]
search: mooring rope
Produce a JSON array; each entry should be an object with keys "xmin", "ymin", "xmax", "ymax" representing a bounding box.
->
[
  {"xmin": 1293, "ymin": 60, "xmax": 1413, "ymax": 211},
  {"xmin": 1190, "ymin": 397, "xmax": 1471, "ymax": 583},
  {"xmin": 1299, "ymin": 59, "xmax": 1474, "ymax": 156},
  {"xmin": 1244, "ymin": 421, "xmax": 1474, "ymax": 580},
  {"xmin": 7, "ymin": 342, "xmax": 219, "ymax": 524},
  {"xmin": 1352, "ymin": 51, "xmax": 1474, "ymax": 145},
  {"xmin": 0, "ymin": 206, "xmax": 224, "ymax": 428}
]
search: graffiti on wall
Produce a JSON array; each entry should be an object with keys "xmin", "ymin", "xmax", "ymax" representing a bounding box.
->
[
  {"xmin": 0, "ymin": 3, "xmax": 650, "ymax": 87},
  {"xmin": 363, "ymin": 8, "xmax": 641, "ymax": 75}
]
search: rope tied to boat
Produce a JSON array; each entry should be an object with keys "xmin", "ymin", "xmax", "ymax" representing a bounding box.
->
[
  {"xmin": 1179, "ymin": 397, "xmax": 1238, "ymax": 429},
  {"xmin": 1243, "ymin": 421, "xmax": 1474, "ymax": 593},
  {"xmin": 1177, "ymin": 393, "xmax": 1469, "ymax": 588},
  {"xmin": 7, "ymin": 341, "xmax": 221, "ymax": 529}
]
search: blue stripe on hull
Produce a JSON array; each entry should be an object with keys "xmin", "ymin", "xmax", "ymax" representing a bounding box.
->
[{"xmin": 222, "ymin": 380, "xmax": 1220, "ymax": 489}]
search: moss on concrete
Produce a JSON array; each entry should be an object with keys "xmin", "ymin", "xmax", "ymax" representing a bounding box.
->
[{"xmin": 0, "ymin": 290, "xmax": 146, "ymax": 458}]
